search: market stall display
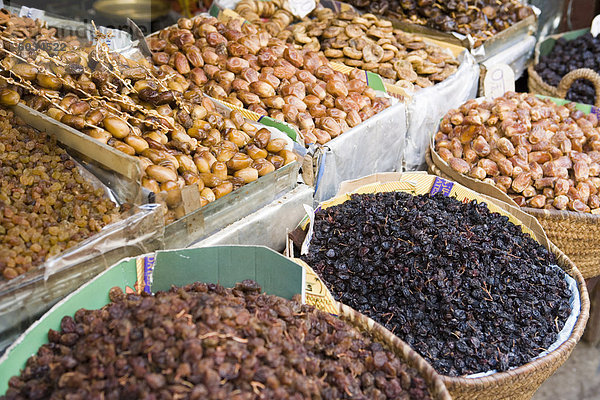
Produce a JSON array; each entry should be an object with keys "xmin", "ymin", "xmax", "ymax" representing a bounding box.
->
[
  {"xmin": 529, "ymin": 29, "xmax": 600, "ymax": 106},
  {"xmin": 0, "ymin": 0, "xmax": 597, "ymax": 397},
  {"xmin": 343, "ymin": 0, "xmax": 535, "ymax": 48},
  {"xmin": 293, "ymin": 172, "xmax": 589, "ymax": 399},
  {"xmin": 149, "ymin": 16, "xmax": 392, "ymax": 145},
  {"xmin": 429, "ymin": 92, "xmax": 600, "ymax": 278},
  {"xmin": 0, "ymin": 246, "xmax": 451, "ymax": 400}
]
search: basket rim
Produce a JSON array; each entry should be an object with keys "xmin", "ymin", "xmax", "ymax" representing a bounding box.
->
[
  {"xmin": 438, "ymin": 242, "xmax": 589, "ymax": 386},
  {"xmin": 340, "ymin": 304, "xmax": 452, "ymax": 400}
]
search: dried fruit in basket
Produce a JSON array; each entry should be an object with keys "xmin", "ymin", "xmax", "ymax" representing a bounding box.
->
[
  {"xmin": 301, "ymin": 191, "xmax": 572, "ymax": 376},
  {"xmin": 434, "ymin": 92, "xmax": 600, "ymax": 213},
  {"xmin": 535, "ymin": 33, "xmax": 600, "ymax": 105},
  {"xmin": 2, "ymin": 281, "xmax": 433, "ymax": 399}
]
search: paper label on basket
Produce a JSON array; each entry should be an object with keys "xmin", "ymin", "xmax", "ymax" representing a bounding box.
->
[
  {"xmin": 136, "ymin": 254, "xmax": 156, "ymax": 294},
  {"xmin": 483, "ymin": 63, "xmax": 514, "ymax": 99},
  {"xmin": 430, "ymin": 177, "xmax": 454, "ymax": 197},
  {"xmin": 591, "ymin": 15, "xmax": 600, "ymax": 37},
  {"xmin": 284, "ymin": 0, "xmax": 316, "ymax": 18},
  {"xmin": 19, "ymin": 6, "xmax": 44, "ymax": 20}
]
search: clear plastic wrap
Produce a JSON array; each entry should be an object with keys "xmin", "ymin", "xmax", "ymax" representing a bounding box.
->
[
  {"xmin": 404, "ymin": 51, "xmax": 480, "ymax": 171},
  {"xmin": 0, "ymin": 153, "xmax": 165, "ymax": 351},
  {"xmin": 313, "ymin": 101, "xmax": 407, "ymax": 202}
]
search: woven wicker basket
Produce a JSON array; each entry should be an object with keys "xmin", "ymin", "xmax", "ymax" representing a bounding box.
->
[
  {"xmin": 331, "ymin": 233, "xmax": 588, "ymax": 400},
  {"xmin": 528, "ymin": 30, "xmax": 600, "ymax": 106},
  {"xmin": 427, "ymin": 148, "xmax": 600, "ymax": 279},
  {"xmin": 438, "ymin": 241, "xmax": 589, "ymax": 400},
  {"xmin": 340, "ymin": 304, "xmax": 452, "ymax": 400}
]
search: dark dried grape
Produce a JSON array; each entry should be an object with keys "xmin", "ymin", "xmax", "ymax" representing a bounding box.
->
[
  {"xmin": 302, "ymin": 192, "xmax": 572, "ymax": 376},
  {"xmin": 535, "ymin": 32, "xmax": 600, "ymax": 105}
]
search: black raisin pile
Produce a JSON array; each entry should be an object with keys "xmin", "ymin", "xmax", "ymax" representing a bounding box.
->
[
  {"xmin": 3, "ymin": 281, "xmax": 432, "ymax": 400},
  {"xmin": 302, "ymin": 192, "xmax": 573, "ymax": 377},
  {"xmin": 535, "ymin": 33, "xmax": 600, "ymax": 105}
]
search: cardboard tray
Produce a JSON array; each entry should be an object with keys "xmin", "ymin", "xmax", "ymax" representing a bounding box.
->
[{"xmin": 0, "ymin": 246, "xmax": 306, "ymax": 393}]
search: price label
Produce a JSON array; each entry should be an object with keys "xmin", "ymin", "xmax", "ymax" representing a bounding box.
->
[
  {"xmin": 591, "ymin": 14, "xmax": 600, "ymax": 37},
  {"xmin": 483, "ymin": 63, "xmax": 515, "ymax": 100},
  {"xmin": 284, "ymin": 0, "xmax": 315, "ymax": 18},
  {"xmin": 19, "ymin": 6, "xmax": 45, "ymax": 20}
]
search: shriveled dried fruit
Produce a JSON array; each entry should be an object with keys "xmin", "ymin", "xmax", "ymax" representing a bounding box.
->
[
  {"xmin": 302, "ymin": 192, "xmax": 572, "ymax": 376},
  {"xmin": 3, "ymin": 280, "xmax": 433, "ymax": 399}
]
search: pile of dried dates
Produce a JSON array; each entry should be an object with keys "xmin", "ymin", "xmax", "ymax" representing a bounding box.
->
[
  {"xmin": 0, "ymin": 107, "xmax": 121, "ymax": 281},
  {"xmin": 3, "ymin": 281, "xmax": 433, "ymax": 399},
  {"xmin": 435, "ymin": 92, "xmax": 600, "ymax": 213},
  {"xmin": 346, "ymin": 0, "xmax": 534, "ymax": 46},
  {"xmin": 149, "ymin": 16, "xmax": 391, "ymax": 145},
  {"xmin": 302, "ymin": 191, "xmax": 572, "ymax": 376},
  {"xmin": 535, "ymin": 33, "xmax": 600, "ymax": 105}
]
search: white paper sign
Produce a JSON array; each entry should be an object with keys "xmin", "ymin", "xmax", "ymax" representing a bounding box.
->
[
  {"xmin": 591, "ymin": 14, "xmax": 600, "ymax": 37},
  {"xmin": 483, "ymin": 63, "xmax": 515, "ymax": 99},
  {"xmin": 19, "ymin": 6, "xmax": 44, "ymax": 20},
  {"xmin": 284, "ymin": 0, "xmax": 315, "ymax": 18}
]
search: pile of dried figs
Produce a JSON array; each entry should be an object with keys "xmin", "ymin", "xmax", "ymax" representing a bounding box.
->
[
  {"xmin": 2, "ymin": 281, "xmax": 433, "ymax": 399},
  {"xmin": 286, "ymin": 8, "xmax": 459, "ymax": 91},
  {"xmin": 302, "ymin": 191, "xmax": 572, "ymax": 376}
]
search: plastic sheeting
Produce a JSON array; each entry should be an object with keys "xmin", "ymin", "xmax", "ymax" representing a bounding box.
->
[
  {"xmin": 191, "ymin": 184, "xmax": 314, "ymax": 252},
  {"xmin": 313, "ymin": 101, "xmax": 408, "ymax": 202},
  {"xmin": 404, "ymin": 51, "xmax": 480, "ymax": 171}
]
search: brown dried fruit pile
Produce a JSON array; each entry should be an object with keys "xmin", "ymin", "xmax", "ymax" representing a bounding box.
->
[
  {"xmin": 283, "ymin": 9, "xmax": 459, "ymax": 91},
  {"xmin": 3, "ymin": 281, "xmax": 433, "ymax": 400},
  {"xmin": 435, "ymin": 92, "xmax": 600, "ymax": 213},
  {"xmin": 150, "ymin": 16, "xmax": 391, "ymax": 145},
  {"xmin": 0, "ymin": 108, "xmax": 120, "ymax": 280}
]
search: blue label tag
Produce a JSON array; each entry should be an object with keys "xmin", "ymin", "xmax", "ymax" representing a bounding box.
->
[
  {"xmin": 430, "ymin": 177, "xmax": 454, "ymax": 197},
  {"xmin": 143, "ymin": 255, "xmax": 156, "ymax": 294}
]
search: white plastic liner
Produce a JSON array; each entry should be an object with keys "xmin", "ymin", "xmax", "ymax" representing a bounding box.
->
[{"xmin": 404, "ymin": 50, "xmax": 480, "ymax": 171}]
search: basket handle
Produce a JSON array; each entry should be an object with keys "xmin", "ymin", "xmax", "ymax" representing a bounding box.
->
[{"xmin": 556, "ymin": 68, "xmax": 600, "ymax": 107}]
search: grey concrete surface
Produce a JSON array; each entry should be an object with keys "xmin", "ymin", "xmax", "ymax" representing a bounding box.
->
[{"xmin": 533, "ymin": 343, "xmax": 600, "ymax": 400}]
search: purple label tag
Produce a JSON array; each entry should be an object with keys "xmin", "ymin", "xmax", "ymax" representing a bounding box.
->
[
  {"xmin": 591, "ymin": 106, "xmax": 600, "ymax": 120},
  {"xmin": 430, "ymin": 177, "xmax": 454, "ymax": 197},
  {"xmin": 143, "ymin": 255, "xmax": 156, "ymax": 294}
]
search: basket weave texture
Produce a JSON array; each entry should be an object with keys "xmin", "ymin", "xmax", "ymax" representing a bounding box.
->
[{"xmin": 427, "ymin": 149, "xmax": 600, "ymax": 279}]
